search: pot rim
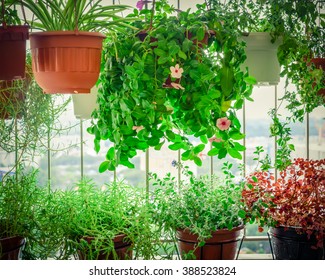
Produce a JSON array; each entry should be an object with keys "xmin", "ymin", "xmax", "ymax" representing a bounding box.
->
[{"xmin": 29, "ymin": 30, "xmax": 106, "ymax": 38}]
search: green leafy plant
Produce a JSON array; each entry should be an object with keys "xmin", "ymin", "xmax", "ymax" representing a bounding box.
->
[
  {"xmin": 19, "ymin": 0, "xmax": 130, "ymax": 32},
  {"xmin": 242, "ymin": 158, "xmax": 325, "ymax": 248},
  {"xmin": 0, "ymin": 54, "xmax": 69, "ymax": 169},
  {"xmin": 31, "ymin": 178, "xmax": 161, "ymax": 260},
  {"xmin": 89, "ymin": 0, "xmax": 254, "ymax": 171},
  {"xmin": 0, "ymin": 168, "xmax": 45, "ymax": 259},
  {"xmin": 233, "ymin": 0, "xmax": 324, "ymax": 121},
  {"xmin": 2, "ymin": 0, "xmax": 24, "ymax": 25},
  {"xmin": 150, "ymin": 161, "xmax": 246, "ymax": 257}
]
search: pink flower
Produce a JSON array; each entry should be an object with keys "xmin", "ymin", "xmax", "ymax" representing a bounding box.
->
[
  {"xmin": 170, "ymin": 64, "xmax": 184, "ymax": 79},
  {"xmin": 136, "ymin": 0, "xmax": 151, "ymax": 10},
  {"xmin": 216, "ymin": 117, "xmax": 231, "ymax": 131},
  {"xmin": 171, "ymin": 82, "xmax": 185, "ymax": 90},
  {"xmin": 209, "ymin": 136, "xmax": 223, "ymax": 143},
  {"xmin": 132, "ymin": 125, "xmax": 144, "ymax": 133},
  {"xmin": 136, "ymin": 0, "xmax": 145, "ymax": 10},
  {"xmin": 198, "ymin": 152, "xmax": 206, "ymax": 161}
]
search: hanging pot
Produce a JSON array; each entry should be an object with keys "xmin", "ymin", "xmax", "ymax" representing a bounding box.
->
[
  {"xmin": 241, "ymin": 32, "xmax": 282, "ymax": 86},
  {"xmin": 176, "ymin": 225, "xmax": 244, "ymax": 260},
  {"xmin": 268, "ymin": 227, "xmax": 325, "ymax": 260},
  {"xmin": 30, "ymin": 31, "xmax": 105, "ymax": 94},
  {"xmin": 72, "ymin": 86, "xmax": 99, "ymax": 119},
  {"xmin": 77, "ymin": 234, "xmax": 132, "ymax": 260},
  {"xmin": 311, "ymin": 57, "xmax": 325, "ymax": 97},
  {"xmin": 0, "ymin": 236, "xmax": 25, "ymax": 260},
  {"xmin": 0, "ymin": 25, "xmax": 29, "ymax": 80}
]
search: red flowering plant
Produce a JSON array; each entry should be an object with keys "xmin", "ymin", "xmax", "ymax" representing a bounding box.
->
[
  {"xmin": 242, "ymin": 157, "xmax": 325, "ymax": 248},
  {"xmin": 89, "ymin": 0, "xmax": 255, "ymax": 171}
]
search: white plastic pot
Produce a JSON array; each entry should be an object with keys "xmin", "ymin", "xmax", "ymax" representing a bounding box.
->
[
  {"xmin": 72, "ymin": 86, "xmax": 99, "ymax": 119},
  {"xmin": 241, "ymin": 32, "xmax": 282, "ymax": 86}
]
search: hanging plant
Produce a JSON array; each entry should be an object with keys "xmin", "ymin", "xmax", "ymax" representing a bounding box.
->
[
  {"xmin": 20, "ymin": 0, "xmax": 131, "ymax": 94},
  {"xmin": 89, "ymin": 1, "xmax": 255, "ymax": 171},
  {"xmin": 0, "ymin": 0, "xmax": 29, "ymax": 80}
]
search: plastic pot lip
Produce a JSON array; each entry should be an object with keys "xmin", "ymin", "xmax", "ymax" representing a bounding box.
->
[
  {"xmin": 0, "ymin": 235, "xmax": 25, "ymax": 242},
  {"xmin": 29, "ymin": 30, "xmax": 106, "ymax": 39}
]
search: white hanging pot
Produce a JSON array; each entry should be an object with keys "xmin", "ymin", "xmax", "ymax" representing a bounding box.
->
[
  {"xmin": 241, "ymin": 32, "xmax": 282, "ymax": 86},
  {"xmin": 72, "ymin": 86, "xmax": 98, "ymax": 119}
]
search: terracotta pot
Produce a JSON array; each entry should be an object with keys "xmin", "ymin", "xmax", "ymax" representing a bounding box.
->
[
  {"xmin": 0, "ymin": 80, "xmax": 26, "ymax": 119},
  {"xmin": 311, "ymin": 57, "xmax": 325, "ymax": 97},
  {"xmin": 0, "ymin": 25, "xmax": 29, "ymax": 80},
  {"xmin": 78, "ymin": 234, "xmax": 132, "ymax": 260},
  {"xmin": 241, "ymin": 32, "xmax": 282, "ymax": 86},
  {"xmin": 30, "ymin": 31, "xmax": 105, "ymax": 94},
  {"xmin": 176, "ymin": 224, "xmax": 245, "ymax": 260},
  {"xmin": 0, "ymin": 236, "xmax": 25, "ymax": 260},
  {"xmin": 269, "ymin": 227, "xmax": 325, "ymax": 260}
]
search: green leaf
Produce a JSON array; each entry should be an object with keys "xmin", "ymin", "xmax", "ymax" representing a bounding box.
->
[
  {"xmin": 94, "ymin": 139, "xmax": 100, "ymax": 153},
  {"xmin": 207, "ymin": 148, "xmax": 219, "ymax": 156},
  {"xmin": 220, "ymin": 66, "xmax": 234, "ymax": 96},
  {"xmin": 193, "ymin": 144, "xmax": 205, "ymax": 154},
  {"xmin": 244, "ymin": 75, "xmax": 257, "ymax": 85},
  {"xmin": 288, "ymin": 144, "xmax": 295, "ymax": 151},
  {"xmin": 252, "ymin": 176, "xmax": 258, "ymax": 183},
  {"xmin": 218, "ymin": 148, "xmax": 227, "ymax": 159},
  {"xmin": 233, "ymin": 142, "xmax": 246, "ymax": 151},
  {"xmin": 238, "ymin": 209, "xmax": 246, "ymax": 219},
  {"xmin": 154, "ymin": 141, "xmax": 165, "ymax": 150},
  {"xmin": 197, "ymin": 27, "xmax": 205, "ymax": 41},
  {"xmin": 99, "ymin": 161, "xmax": 110, "ymax": 173},
  {"xmin": 154, "ymin": 48, "xmax": 167, "ymax": 57},
  {"xmin": 193, "ymin": 156, "xmax": 202, "ymax": 166},
  {"xmin": 168, "ymin": 142, "xmax": 183, "ymax": 151},
  {"xmin": 229, "ymin": 131, "xmax": 245, "ymax": 140},
  {"xmin": 166, "ymin": 130, "xmax": 176, "ymax": 140},
  {"xmin": 228, "ymin": 148, "xmax": 243, "ymax": 159},
  {"xmin": 120, "ymin": 159, "xmax": 135, "ymax": 169},
  {"xmin": 106, "ymin": 147, "xmax": 115, "ymax": 160},
  {"xmin": 200, "ymin": 135, "xmax": 208, "ymax": 144},
  {"xmin": 178, "ymin": 50, "xmax": 187, "ymax": 60},
  {"xmin": 181, "ymin": 150, "xmax": 191, "ymax": 160}
]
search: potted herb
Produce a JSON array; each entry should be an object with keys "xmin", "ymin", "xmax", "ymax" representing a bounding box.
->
[
  {"xmin": 0, "ymin": 0, "xmax": 29, "ymax": 80},
  {"xmin": 242, "ymin": 158, "xmax": 325, "ymax": 260},
  {"xmin": 150, "ymin": 162, "xmax": 246, "ymax": 260},
  {"xmin": 40, "ymin": 178, "xmax": 160, "ymax": 260},
  {"xmin": 0, "ymin": 53, "xmax": 69, "ymax": 166},
  {"xmin": 89, "ymin": 0, "xmax": 254, "ymax": 171},
  {"xmin": 20, "ymin": 0, "xmax": 130, "ymax": 93},
  {"xmin": 0, "ymin": 169, "xmax": 43, "ymax": 260}
]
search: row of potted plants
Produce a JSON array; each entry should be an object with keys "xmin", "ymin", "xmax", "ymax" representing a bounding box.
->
[
  {"xmin": 1, "ymin": 1, "xmax": 324, "ymax": 170},
  {"xmin": 1, "ymin": 156, "xmax": 324, "ymax": 260}
]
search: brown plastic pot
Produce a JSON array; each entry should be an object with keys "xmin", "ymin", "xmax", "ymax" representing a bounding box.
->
[
  {"xmin": 0, "ymin": 236, "xmax": 25, "ymax": 260},
  {"xmin": 0, "ymin": 25, "xmax": 29, "ymax": 80},
  {"xmin": 30, "ymin": 31, "xmax": 105, "ymax": 94},
  {"xmin": 311, "ymin": 57, "xmax": 325, "ymax": 97},
  {"xmin": 176, "ymin": 225, "xmax": 245, "ymax": 260},
  {"xmin": 78, "ymin": 234, "xmax": 132, "ymax": 260}
]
